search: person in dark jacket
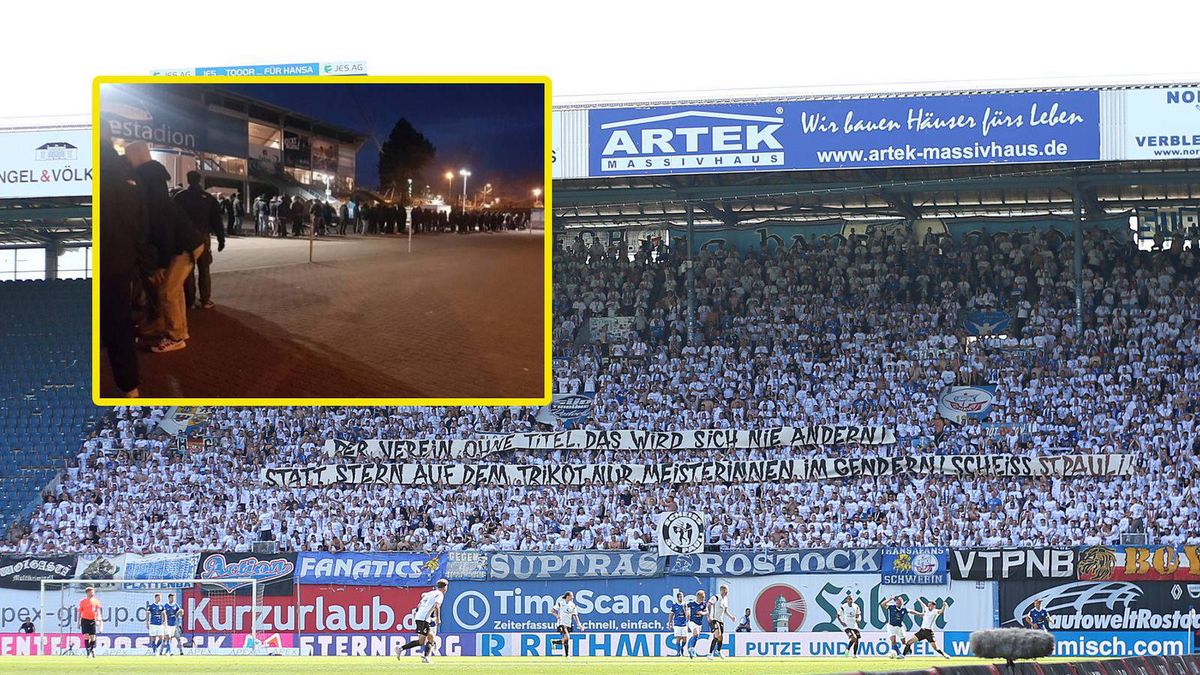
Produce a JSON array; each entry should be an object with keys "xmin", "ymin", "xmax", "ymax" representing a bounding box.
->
[
  {"xmin": 253, "ymin": 194, "xmax": 266, "ymax": 236},
  {"xmin": 291, "ymin": 198, "xmax": 306, "ymax": 236},
  {"xmin": 231, "ymin": 191, "xmax": 244, "ymax": 235},
  {"xmin": 99, "ymin": 134, "xmax": 148, "ymax": 397},
  {"xmin": 338, "ymin": 201, "xmax": 350, "ymax": 235},
  {"xmin": 127, "ymin": 143, "xmax": 204, "ymax": 353},
  {"xmin": 173, "ymin": 171, "xmax": 225, "ymax": 309}
]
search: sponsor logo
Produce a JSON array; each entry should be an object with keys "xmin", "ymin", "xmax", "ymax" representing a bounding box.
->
[
  {"xmin": 753, "ymin": 584, "xmax": 807, "ymax": 632},
  {"xmin": 198, "ymin": 554, "xmax": 294, "ymax": 590},
  {"xmin": 1166, "ymin": 89, "xmax": 1200, "ymax": 107},
  {"xmin": 297, "ymin": 554, "xmax": 442, "ymax": 584},
  {"xmin": 452, "ymin": 590, "xmax": 491, "ymax": 631},
  {"xmin": 321, "ymin": 62, "xmax": 366, "ymax": 75},
  {"xmin": 659, "ymin": 512, "xmax": 705, "ymax": 555},
  {"xmin": 187, "ymin": 586, "xmax": 420, "ymax": 633},
  {"xmin": 1010, "ymin": 581, "xmax": 1200, "ymax": 631},
  {"xmin": 598, "ymin": 110, "xmax": 785, "ymax": 173},
  {"xmin": 34, "ymin": 142, "xmax": 78, "ymax": 162}
]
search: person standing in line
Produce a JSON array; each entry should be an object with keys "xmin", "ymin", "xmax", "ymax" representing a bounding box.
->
[
  {"xmin": 230, "ymin": 191, "xmax": 243, "ymax": 235},
  {"xmin": 174, "ymin": 171, "xmax": 225, "ymax": 310},
  {"xmin": 253, "ymin": 194, "xmax": 266, "ymax": 236},
  {"xmin": 128, "ymin": 142, "xmax": 204, "ymax": 353},
  {"xmin": 291, "ymin": 197, "xmax": 306, "ymax": 237},
  {"xmin": 98, "ymin": 131, "xmax": 147, "ymax": 397}
]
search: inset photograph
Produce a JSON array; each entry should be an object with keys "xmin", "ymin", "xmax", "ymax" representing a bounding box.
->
[{"xmin": 93, "ymin": 78, "xmax": 549, "ymax": 404}]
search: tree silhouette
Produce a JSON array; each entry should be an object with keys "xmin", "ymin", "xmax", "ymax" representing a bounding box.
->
[{"xmin": 377, "ymin": 118, "xmax": 436, "ymax": 204}]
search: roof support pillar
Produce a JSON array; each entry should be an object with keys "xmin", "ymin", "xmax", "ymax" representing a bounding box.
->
[
  {"xmin": 686, "ymin": 202, "xmax": 697, "ymax": 346},
  {"xmin": 1072, "ymin": 184, "xmax": 1084, "ymax": 335}
]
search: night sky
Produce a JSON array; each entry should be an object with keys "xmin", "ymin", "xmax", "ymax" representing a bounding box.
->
[{"xmin": 221, "ymin": 82, "xmax": 545, "ymax": 200}]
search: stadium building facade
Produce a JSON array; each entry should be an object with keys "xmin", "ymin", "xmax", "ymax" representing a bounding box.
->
[{"xmin": 0, "ymin": 85, "xmax": 367, "ymax": 282}]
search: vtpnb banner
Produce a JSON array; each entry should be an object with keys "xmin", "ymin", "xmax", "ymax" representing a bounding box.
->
[
  {"xmin": 949, "ymin": 548, "xmax": 1077, "ymax": 580},
  {"xmin": 264, "ymin": 454, "xmax": 1135, "ymax": 487},
  {"xmin": 322, "ymin": 425, "xmax": 897, "ymax": 461}
]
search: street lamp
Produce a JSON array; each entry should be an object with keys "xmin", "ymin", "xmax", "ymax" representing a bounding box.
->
[
  {"xmin": 459, "ymin": 168, "xmax": 471, "ymax": 208},
  {"xmin": 445, "ymin": 171, "xmax": 454, "ymax": 202},
  {"xmin": 406, "ymin": 178, "xmax": 413, "ymax": 199},
  {"xmin": 532, "ymin": 187, "xmax": 542, "ymax": 206}
]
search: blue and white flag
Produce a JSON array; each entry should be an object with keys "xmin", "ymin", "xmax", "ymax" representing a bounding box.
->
[
  {"xmin": 534, "ymin": 392, "xmax": 594, "ymax": 427},
  {"xmin": 964, "ymin": 310, "xmax": 1012, "ymax": 336},
  {"xmin": 937, "ymin": 385, "xmax": 997, "ymax": 424}
]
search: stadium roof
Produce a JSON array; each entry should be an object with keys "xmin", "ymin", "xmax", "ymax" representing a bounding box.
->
[
  {"xmin": 553, "ymin": 159, "xmax": 1200, "ymax": 228},
  {"xmin": 0, "ymin": 196, "xmax": 91, "ymax": 249},
  {"xmin": 553, "ymin": 81, "xmax": 1200, "ymax": 230}
]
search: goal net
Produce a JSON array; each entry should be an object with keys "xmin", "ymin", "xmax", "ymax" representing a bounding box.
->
[{"xmin": 36, "ymin": 578, "xmax": 285, "ymax": 656}]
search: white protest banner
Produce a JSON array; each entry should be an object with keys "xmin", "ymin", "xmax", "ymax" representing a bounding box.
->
[
  {"xmin": 266, "ymin": 454, "xmax": 1135, "ymax": 488},
  {"xmin": 323, "ymin": 426, "xmax": 897, "ymax": 461}
]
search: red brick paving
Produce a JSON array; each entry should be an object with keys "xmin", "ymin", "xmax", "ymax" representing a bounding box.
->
[{"xmin": 98, "ymin": 232, "xmax": 545, "ymax": 400}]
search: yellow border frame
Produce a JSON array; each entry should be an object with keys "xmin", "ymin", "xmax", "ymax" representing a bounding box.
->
[{"xmin": 92, "ymin": 75, "xmax": 552, "ymax": 407}]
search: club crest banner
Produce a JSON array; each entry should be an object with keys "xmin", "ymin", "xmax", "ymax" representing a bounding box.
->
[
  {"xmin": 937, "ymin": 386, "xmax": 997, "ymax": 424},
  {"xmin": 657, "ymin": 512, "xmax": 706, "ymax": 556}
]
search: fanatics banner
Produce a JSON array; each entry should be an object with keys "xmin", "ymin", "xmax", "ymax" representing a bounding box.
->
[
  {"xmin": 323, "ymin": 426, "xmax": 898, "ymax": 461},
  {"xmin": 264, "ymin": 454, "xmax": 1135, "ymax": 488}
]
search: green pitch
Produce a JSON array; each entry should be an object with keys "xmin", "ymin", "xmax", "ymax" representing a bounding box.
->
[{"xmin": 0, "ymin": 656, "xmax": 1088, "ymax": 674}]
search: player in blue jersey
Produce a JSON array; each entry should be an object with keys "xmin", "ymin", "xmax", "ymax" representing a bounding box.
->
[
  {"xmin": 146, "ymin": 593, "xmax": 167, "ymax": 655},
  {"xmin": 880, "ymin": 595, "xmax": 909, "ymax": 659},
  {"xmin": 685, "ymin": 589, "xmax": 708, "ymax": 659},
  {"xmin": 665, "ymin": 591, "xmax": 689, "ymax": 657},
  {"xmin": 162, "ymin": 592, "xmax": 184, "ymax": 655},
  {"xmin": 1024, "ymin": 599, "xmax": 1050, "ymax": 631}
]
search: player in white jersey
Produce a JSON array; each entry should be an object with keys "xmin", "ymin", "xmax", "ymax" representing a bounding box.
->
[
  {"xmin": 903, "ymin": 600, "xmax": 950, "ymax": 659},
  {"xmin": 705, "ymin": 584, "xmax": 735, "ymax": 660},
  {"xmin": 836, "ymin": 593, "xmax": 863, "ymax": 658},
  {"xmin": 549, "ymin": 591, "xmax": 583, "ymax": 659},
  {"xmin": 398, "ymin": 579, "xmax": 449, "ymax": 664}
]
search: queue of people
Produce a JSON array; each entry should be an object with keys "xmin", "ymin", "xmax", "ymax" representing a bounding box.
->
[{"xmin": 99, "ymin": 135, "xmax": 225, "ymax": 397}]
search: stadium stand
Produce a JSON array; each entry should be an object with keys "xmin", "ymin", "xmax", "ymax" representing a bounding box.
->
[
  {"xmin": 0, "ymin": 279, "xmax": 96, "ymax": 536},
  {"xmin": 1, "ymin": 225, "xmax": 1197, "ymax": 554}
]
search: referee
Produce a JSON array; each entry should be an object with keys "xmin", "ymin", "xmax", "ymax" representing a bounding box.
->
[{"xmin": 78, "ymin": 586, "xmax": 103, "ymax": 658}]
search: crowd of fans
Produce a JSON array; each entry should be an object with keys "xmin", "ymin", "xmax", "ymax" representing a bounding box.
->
[
  {"xmin": 22, "ymin": 221, "xmax": 1200, "ymax": 554},
  {"xmin": 248, "ymin": 195, "xmax": 531, "ymax": 238}
]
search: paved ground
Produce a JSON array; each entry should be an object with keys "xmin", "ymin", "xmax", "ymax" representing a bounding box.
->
[{"xmin": 98, "ymin": 231, "xmax": 545, "ymax": 400}]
